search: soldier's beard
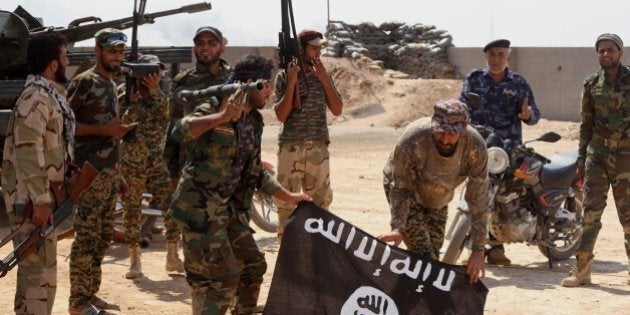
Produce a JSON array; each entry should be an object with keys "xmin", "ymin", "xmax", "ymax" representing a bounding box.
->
[
  {"xmin": 435, "ymin": 140, "xmax": 457, "ymax": 157},
  {"xmin": 600, "ymin": 59, "xmax": 621, "ymax": 70},
  {"xmin": 55, "ymin": 63, "xmax": 68, "ymax": 84},
  {"xmin": 195, "ymin": 51, "xmax": 221, "ymax": 68}
]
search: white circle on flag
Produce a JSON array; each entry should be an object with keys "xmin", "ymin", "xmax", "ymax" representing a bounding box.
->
[{"xmin": 340, "ymin": 286, "xmax": 399, "ymax": 315}]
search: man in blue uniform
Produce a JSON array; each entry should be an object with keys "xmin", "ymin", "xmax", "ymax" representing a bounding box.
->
[{"xmin": 460, "ymin": 39, "xmax": 541, "ymax": 266}]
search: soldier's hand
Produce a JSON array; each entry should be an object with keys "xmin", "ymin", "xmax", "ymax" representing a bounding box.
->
[
  {"xmin": 377, "ymin": 230, "xmax": 403, "ymax": 246},
  {"xmin": 141, "ymin": 73, "xmax": 160, "ymax": 93},
  {"xmin": 32, "ymin": 203, "xmax": 53, "ymax": 236},
  {"xmin": 518, "ymin": 97, "xmax": 531, "ymax": 121},
  {"xmin": 128, "ymin": 85, "xmax": 142, "ymax": 103},
  {"xmin": 273, "ymin": 189, "xmax": 312, "ymax": 205},
  {"xmin": 466, "ymin": 250, "xmax": 486, "ymax": 283},
  {"xmin": 286, "ymin": 58, "xmax": 300, "ymax": 82},
  {"xmin": 221, "ymin": 89, "xmax": 246, "ymax": 122},
  {"xmin": 102, "ymin": 117, "xmax": 136, "ymax": 139},
  {"xmin": 285, "ymin": 192, "xmax": 312, "ymax": 205},
  {"xmin": 311, "ymin": 57, "xmax": 329, "ymax": 82}
]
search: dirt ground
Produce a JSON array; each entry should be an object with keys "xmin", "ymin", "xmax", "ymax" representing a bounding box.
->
[{"xmin": 1, "ymin": 58, "xmax": 629, "ymax": 314}]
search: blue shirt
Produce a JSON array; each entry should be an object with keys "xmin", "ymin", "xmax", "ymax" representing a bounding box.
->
[{"xmin": 460, "ymin": 67, "xmax": 541, "ymax": 144}]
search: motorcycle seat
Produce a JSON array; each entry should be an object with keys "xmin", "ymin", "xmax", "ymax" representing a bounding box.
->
[{"xmin": 540, "ymin": 150, "xmax": 578, "ymax": 188}]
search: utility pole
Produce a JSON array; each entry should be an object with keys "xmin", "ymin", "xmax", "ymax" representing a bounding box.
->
[{"xmin": 327, "ymin": 0, "xmax": 330, "ymax": 26}]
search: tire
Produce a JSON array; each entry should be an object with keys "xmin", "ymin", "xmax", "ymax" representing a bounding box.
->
[
  {"xmin": 538, "ymin": 190, "xmax": 583, "ymax": 261},
  {"xmin": 249, "ymin": 192, "xmax": 278, "ymax": 233},
  {"xmin": 442, "ymin": 214, "xmax": 471, "ymax": 264}
]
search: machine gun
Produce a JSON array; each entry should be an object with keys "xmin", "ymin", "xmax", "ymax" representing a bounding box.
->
[
  {"xmin": 173, "ymin": 81, "xmax": 265, "ymax": 108},
  {"xmin": 0, "ymin": 2, "xmax": 212, "ymax": 79},
  {"xmin": 0, "ymin": 162, "xmax": 98, "ymax": 278}
]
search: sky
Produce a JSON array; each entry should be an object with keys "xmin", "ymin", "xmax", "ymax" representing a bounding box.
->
[{"xmin": 3, "ymin": 0, "xmax": 630, "ymax": 49}]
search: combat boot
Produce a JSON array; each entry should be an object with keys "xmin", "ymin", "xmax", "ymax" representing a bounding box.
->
[
  {"xmin": 487, "ymin": 246, "xmax": 511, "ymax": 266},
  {"xmin": 561, "ymin": 251, "xmax": 594, "ymax": 287},
  {"xmin": 165, "ymin": 242, "xmax": 185, "ymax": 273},
  {"xmin": 125, "ymin": 246, "xmax": 142, "ymax": 279}
]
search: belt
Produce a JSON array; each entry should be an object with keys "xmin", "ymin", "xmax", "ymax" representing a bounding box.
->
[{"xmin": 592, "ymin": 133, "xmax": 630, "ymax": 150}]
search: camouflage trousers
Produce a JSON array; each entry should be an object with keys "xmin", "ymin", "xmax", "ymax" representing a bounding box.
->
[
  {"xmin": 7, "ymin": 211, "xmax": 57, "ymax": 315},
  {"xmin": 382, "ymin": 167, "xmax": 448, "ymax": 259},
  {"xmin": 120, "ymin": 142, "xmax": 180, "ymax": 246},
  {"xmin": 170, "ymin": 182, "xmax": 266, "ymax": 314},
  {"xmin": 69, "ymin": 170, "xmax": 119, "ymax": 309},
  {"xmin": 402, "ymin": 203, "xmax": 448, "ymax": 260},
  {"xmin": 580, "ymin": 148, "xmax": 630, "ymax": 274},
  {"xmin": 276, "ymin": 140, "xmax": 333, "ymax": 234}
]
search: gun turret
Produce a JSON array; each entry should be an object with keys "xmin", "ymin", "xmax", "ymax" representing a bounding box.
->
[{"xmin": 0, "ymin": 2, "xmax": 212, "ymax": 79}]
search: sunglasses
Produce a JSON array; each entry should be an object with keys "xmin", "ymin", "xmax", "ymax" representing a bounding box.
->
[{"xmin": 102, "ymin": 33, "xmax": 128, "ymax": 44}]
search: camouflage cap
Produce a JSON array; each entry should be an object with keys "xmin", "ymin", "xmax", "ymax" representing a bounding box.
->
[
  {"xmin": 595, "ymin": 33, "xmax": 623, "ymax": 51},
  {"xmin": 193, "ymin": 26, "xmax": 228, "ymax": 45},
  {"xmin": 137, "ymin": 54, "xmax": 165, "ymax": 70},
  {"xmin": 95, "ymin": 28, "xmax": 127, "ymax": 48},
  {"xmin": 431, "ymin": 99, "xmax": 470, "ymax": 134}
]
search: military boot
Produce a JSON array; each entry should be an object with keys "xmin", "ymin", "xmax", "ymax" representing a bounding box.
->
[
  {"xmin": 561, "ymin": 251, "xmax": 594, "ymax": 287},
  {"xmin": 165, "ymin": 242, "xmax": 185, "ymax": 273},
  {"xmin": 487, "ymin": 246, "xmax": 511, "ymax": 266},
  {"xmin": 125, "ymin": 246, "xmax": 142, "ymax": 279}
]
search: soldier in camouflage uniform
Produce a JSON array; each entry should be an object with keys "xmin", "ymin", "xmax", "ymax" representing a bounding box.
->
[
  {"xmin": 273, "ymin": 29, "xmax": 343, "ymax": 239},
  {"xmin": 117, "ymin": 55, "xmax": 184, "ymax": 279},
  {"xmin": 379, "ymin": 99, "xmax": 488, "ymax": 284},
  {"xmin": 168, "ymin": 55, "xmax": 311, "ymax": 314},
  {"xmin": 164, "ymin": 26, "xmax": 232, "ymax": 187},
  {"xmin": 562, "ymin": 33, "xmax": 630, "ymax": 287},
  {"xmin": 1, "ymin": 33, "xmax": 74, "ymax": 315},
  {"xmin": 67, "ymin": 28, "xmax": 135, "ymax": 314},
  {"xmin": 459, "ymin": 39, "xmax": 541, "ymax": 266}
]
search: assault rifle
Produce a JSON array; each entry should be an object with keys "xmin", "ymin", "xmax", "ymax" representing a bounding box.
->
[
  {"xmin": 0, "ymin": 162, "xmax": 99, "ymax": 278},
  {"xmin": 278, "ymin": 0, "xmax": 300, "ymax": 70},
  {"xmin": 173, "ymin": 81, "xmax": 265, "ymax": 108},
  {"xmin": 125, "ymin": 0, "xmax": 147, "ymax": 105},
  {"xmin": 278, "ymin": 0, "xmax": 306, "ymax": 107}
]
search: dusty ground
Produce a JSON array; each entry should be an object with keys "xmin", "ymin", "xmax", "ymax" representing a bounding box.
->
[{"xmin": 1, "ymin": 58, "xmax": 629, "ymax": 314}]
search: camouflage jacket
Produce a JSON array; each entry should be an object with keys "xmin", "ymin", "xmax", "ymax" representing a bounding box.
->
[
  {"xmin": 170, "ymin": 99, "xmax": 281, "ymax": 213},
  {"xmin": 2, "ymin": 75, "xmax": 75, "ymax": 210},
  {"xmin": 67, "ymin": 67, "xmax": 120, "ymax": 172},
  {"xmin": 460, "ymin": 67, "xmax": 541, "ymax": 144},
  {"xmin": 118, "ymin": 85, "xmax": 168, "ymax": 156},
  {"xmin": 164, "ymin": 59, "xmax": 232, "ymax": 178},
  {"xmin": 273, "ymin": 70, "xmax": 341, "ymax": 144},
  {"xmin": 385, "ymin": 117, "xmax": 489, "ymax": 249},
  {"xmin": 578, "ymin": 64, "xmax": 630, "ymax": 167}
]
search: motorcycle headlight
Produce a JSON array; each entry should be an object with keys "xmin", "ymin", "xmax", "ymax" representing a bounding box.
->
[{"xmin": 487, "ymin": 147, "xmax": 509, "ymax": 174}]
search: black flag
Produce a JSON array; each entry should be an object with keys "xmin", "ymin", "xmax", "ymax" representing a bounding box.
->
[{"xmin": 264, "ymin": 202, "xmax": 488, "ymax": 315}]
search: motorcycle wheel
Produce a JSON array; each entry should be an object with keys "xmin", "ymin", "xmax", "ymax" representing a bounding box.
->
[
  {"xmin": 538, "ymin": 189, "xmax": 584, "ymax": 261},
  {"xmin": 442, "ymin": 214, "xmax": 471, "ymax": 264},
  {"xmin": 249, "ymin": 191, "xmax": 278, "ymax": 233}
]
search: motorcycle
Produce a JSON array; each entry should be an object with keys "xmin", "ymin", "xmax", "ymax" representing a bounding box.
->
[{"xmin": 442, "ymin": 94, "xmax": 583, "ymax": 266}]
